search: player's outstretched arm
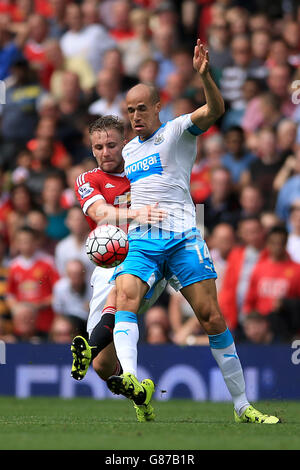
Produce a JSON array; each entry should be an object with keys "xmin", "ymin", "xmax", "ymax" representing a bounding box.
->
[
  {"xmin": 191, "ymin": 39, "xmax": 225, "ymax": 131},
  {"xmin": 88, "ymin": 199, "xmax": 166, "ymax": 226}
]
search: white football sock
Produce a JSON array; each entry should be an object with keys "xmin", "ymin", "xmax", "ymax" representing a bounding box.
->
[
  {"xmin": 113, "ymin": 318, "xmax": 139, "ymax": 376},
  {"xmin": 209, "ymin": 328, "xmax": 250, "ymax": 416}
]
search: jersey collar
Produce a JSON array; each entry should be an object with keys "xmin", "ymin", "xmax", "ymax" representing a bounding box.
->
[
  {"xmin": 101, "ymin": 169, "xmax": 126, "ymax": 177},
  {"xmin": 138, "ymin": 123, "xmax": 166, "ymax": 143}
]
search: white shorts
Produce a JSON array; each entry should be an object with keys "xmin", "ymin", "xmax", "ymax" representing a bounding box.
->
[
  {"xmin": 87, "ymin": 266, "xmax": 167, "ymax": 337},
  {"xmin": 87, "ymin": 266, "xmax": 115, "ymax": 337}
]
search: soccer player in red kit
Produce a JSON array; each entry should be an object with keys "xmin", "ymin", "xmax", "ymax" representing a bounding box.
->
[
  {"xmin": 75, "ymin": 161, "xmax": 130, "ymax": 232},
  {"xmin": 71, "ymin": 115, "xmax": 165, "ymax": 421},
  {"xmin": 243, "ymin": 225, "xmax": 300, "ymax": 317},
  {"xmin": 73, "ymin": 116, "xmax": 130, "ymax": 381}
]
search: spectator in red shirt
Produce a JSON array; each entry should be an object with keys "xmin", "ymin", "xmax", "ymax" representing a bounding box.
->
[
  {"xmin": 219, "ymin": 216, "xmax": 266, "ymax": 332},
  {"xmin": 23, "ymin": 13, "xmax": 49, "ymax": 75},
  {"xmin": 208, "ymin": 222, "xmax": 236, "ymax": 292},
  {"xmin": 27, "ymin": 116, "xmax": 71, "ymax": 171},
  {"xmin": 109, "ymin": 0, "xmax": 135, "ymax": 43},
  {"xmin": 6, "ymin": 226, "xmax": 59, "ymax": 335},
  {"xmin": 243, "ymin": 226, "xmax": 300, "ymax": 320},
  {"xmin": 266, "ymin": 38, "xmax": 289, "ymax": 69}
]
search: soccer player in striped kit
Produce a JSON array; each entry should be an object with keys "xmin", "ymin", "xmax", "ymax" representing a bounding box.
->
[{"xmin": 107, "ymin": 40, "xmax": 280, "ymax": 424}]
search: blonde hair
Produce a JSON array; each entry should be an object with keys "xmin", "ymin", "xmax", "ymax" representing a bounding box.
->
[{"xmin": 129, "ymin": 8, "xmax": 150, "ymax": 25}]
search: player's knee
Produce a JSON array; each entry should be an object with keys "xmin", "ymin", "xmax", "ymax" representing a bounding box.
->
[
  {"xmin": 207, "ymin": 309, "xmax": 225, "ymax": 331},
  {"xmin": 117, "ymin": 287, "xmax": 137, "ymax": 303},
  {"xmin": 116, "ymin": 277, "xmax": 144, "ymax": 311},
  {"xmin": 196, "ymin": 298, "xmax": 223, "ymax": 327}
]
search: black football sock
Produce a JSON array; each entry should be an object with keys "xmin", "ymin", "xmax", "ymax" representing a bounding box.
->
[{"xmin": 89, "ymin": 309, "xmax": 116, "ymax": 360}]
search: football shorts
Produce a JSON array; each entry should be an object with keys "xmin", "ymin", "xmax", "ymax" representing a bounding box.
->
[
  {"xmin": 110, "ymin": 227, "xmax": 217, "ymax": 292},
  {"xmin": 87, "ymin": 265, "xmax": 167, "ymax": 336}
]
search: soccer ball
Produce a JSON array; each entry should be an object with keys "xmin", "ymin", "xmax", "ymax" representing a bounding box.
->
[{"xmin": 86, "ymin": 224, "xmax": 129, "ymax": 268}]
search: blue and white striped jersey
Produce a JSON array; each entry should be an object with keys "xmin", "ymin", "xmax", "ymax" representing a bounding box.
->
[{"xmin": 123, "ymin": 113, "xmax": 203, "ymax": 233}]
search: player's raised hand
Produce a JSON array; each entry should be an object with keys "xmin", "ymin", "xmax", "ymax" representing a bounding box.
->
[{"xmin": 193, "ymin": 39, "xmax": 209, "ymax": 76}]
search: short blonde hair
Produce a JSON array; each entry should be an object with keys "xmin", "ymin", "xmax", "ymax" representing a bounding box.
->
[{"xmin": 129, "ymin": 8, "xmax": 150, "ymax": 25}]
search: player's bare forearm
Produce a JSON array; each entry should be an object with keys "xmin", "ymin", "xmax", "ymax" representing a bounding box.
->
[
  {"xmin": 89, "ymin": 200, "xmax": 166, "ymax": 226},
  {"xmin": 191, "ymin": 40, "xmax": 225, "ymax": 130},
  {"xmin": 88, "ymin": 201, "xmax": 133, "ymax": 226},
  {"xmin": 193, "ymin": 73, "xmax": 225, "ymax": 126}
]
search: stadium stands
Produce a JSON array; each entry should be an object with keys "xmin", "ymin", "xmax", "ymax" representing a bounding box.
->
[{"xmin": 0, "ymin": 0, "xmax": 300, "ymax": 346}]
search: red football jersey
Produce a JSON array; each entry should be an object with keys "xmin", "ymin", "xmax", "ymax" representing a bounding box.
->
[
  {"xmin": 74, "ymin": 168, "xmax": 131, "ymax": 230},
  {"xmin": 243, "ymin": 256, "xmax": 300, "ymax": 316},
  {"xmin": 7, "ymin": 253, "xmax": 60, "ymax": 332}
]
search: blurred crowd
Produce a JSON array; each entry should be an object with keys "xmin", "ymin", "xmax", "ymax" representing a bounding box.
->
[{"xmin": 0, "ymin": 0, "xmax": 300, "ymax": 347}]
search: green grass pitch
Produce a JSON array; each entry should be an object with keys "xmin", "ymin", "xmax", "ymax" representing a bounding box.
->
[{"xmin": 0, "ymin": 397, "xmax": 299, "ymax": 450}]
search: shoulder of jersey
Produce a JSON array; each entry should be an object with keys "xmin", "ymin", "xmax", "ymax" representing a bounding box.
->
[
  {"xmin": 36, "ymin": 252, "xmax": 56, "ymax": 268},
  {"xmin": 9, "ymin": 256, "xmax": 21, "ymax": 269},
  {"xmin": 75, "ymin": 168, "xmax": 102, "ymax": 187},
  {"xmin": 10, "ymin": 252, "xmax": 55, "ymax": 269},
  {"xmin": 123, "ymin": 136, "xmax": 139, "ymax": 152}
]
